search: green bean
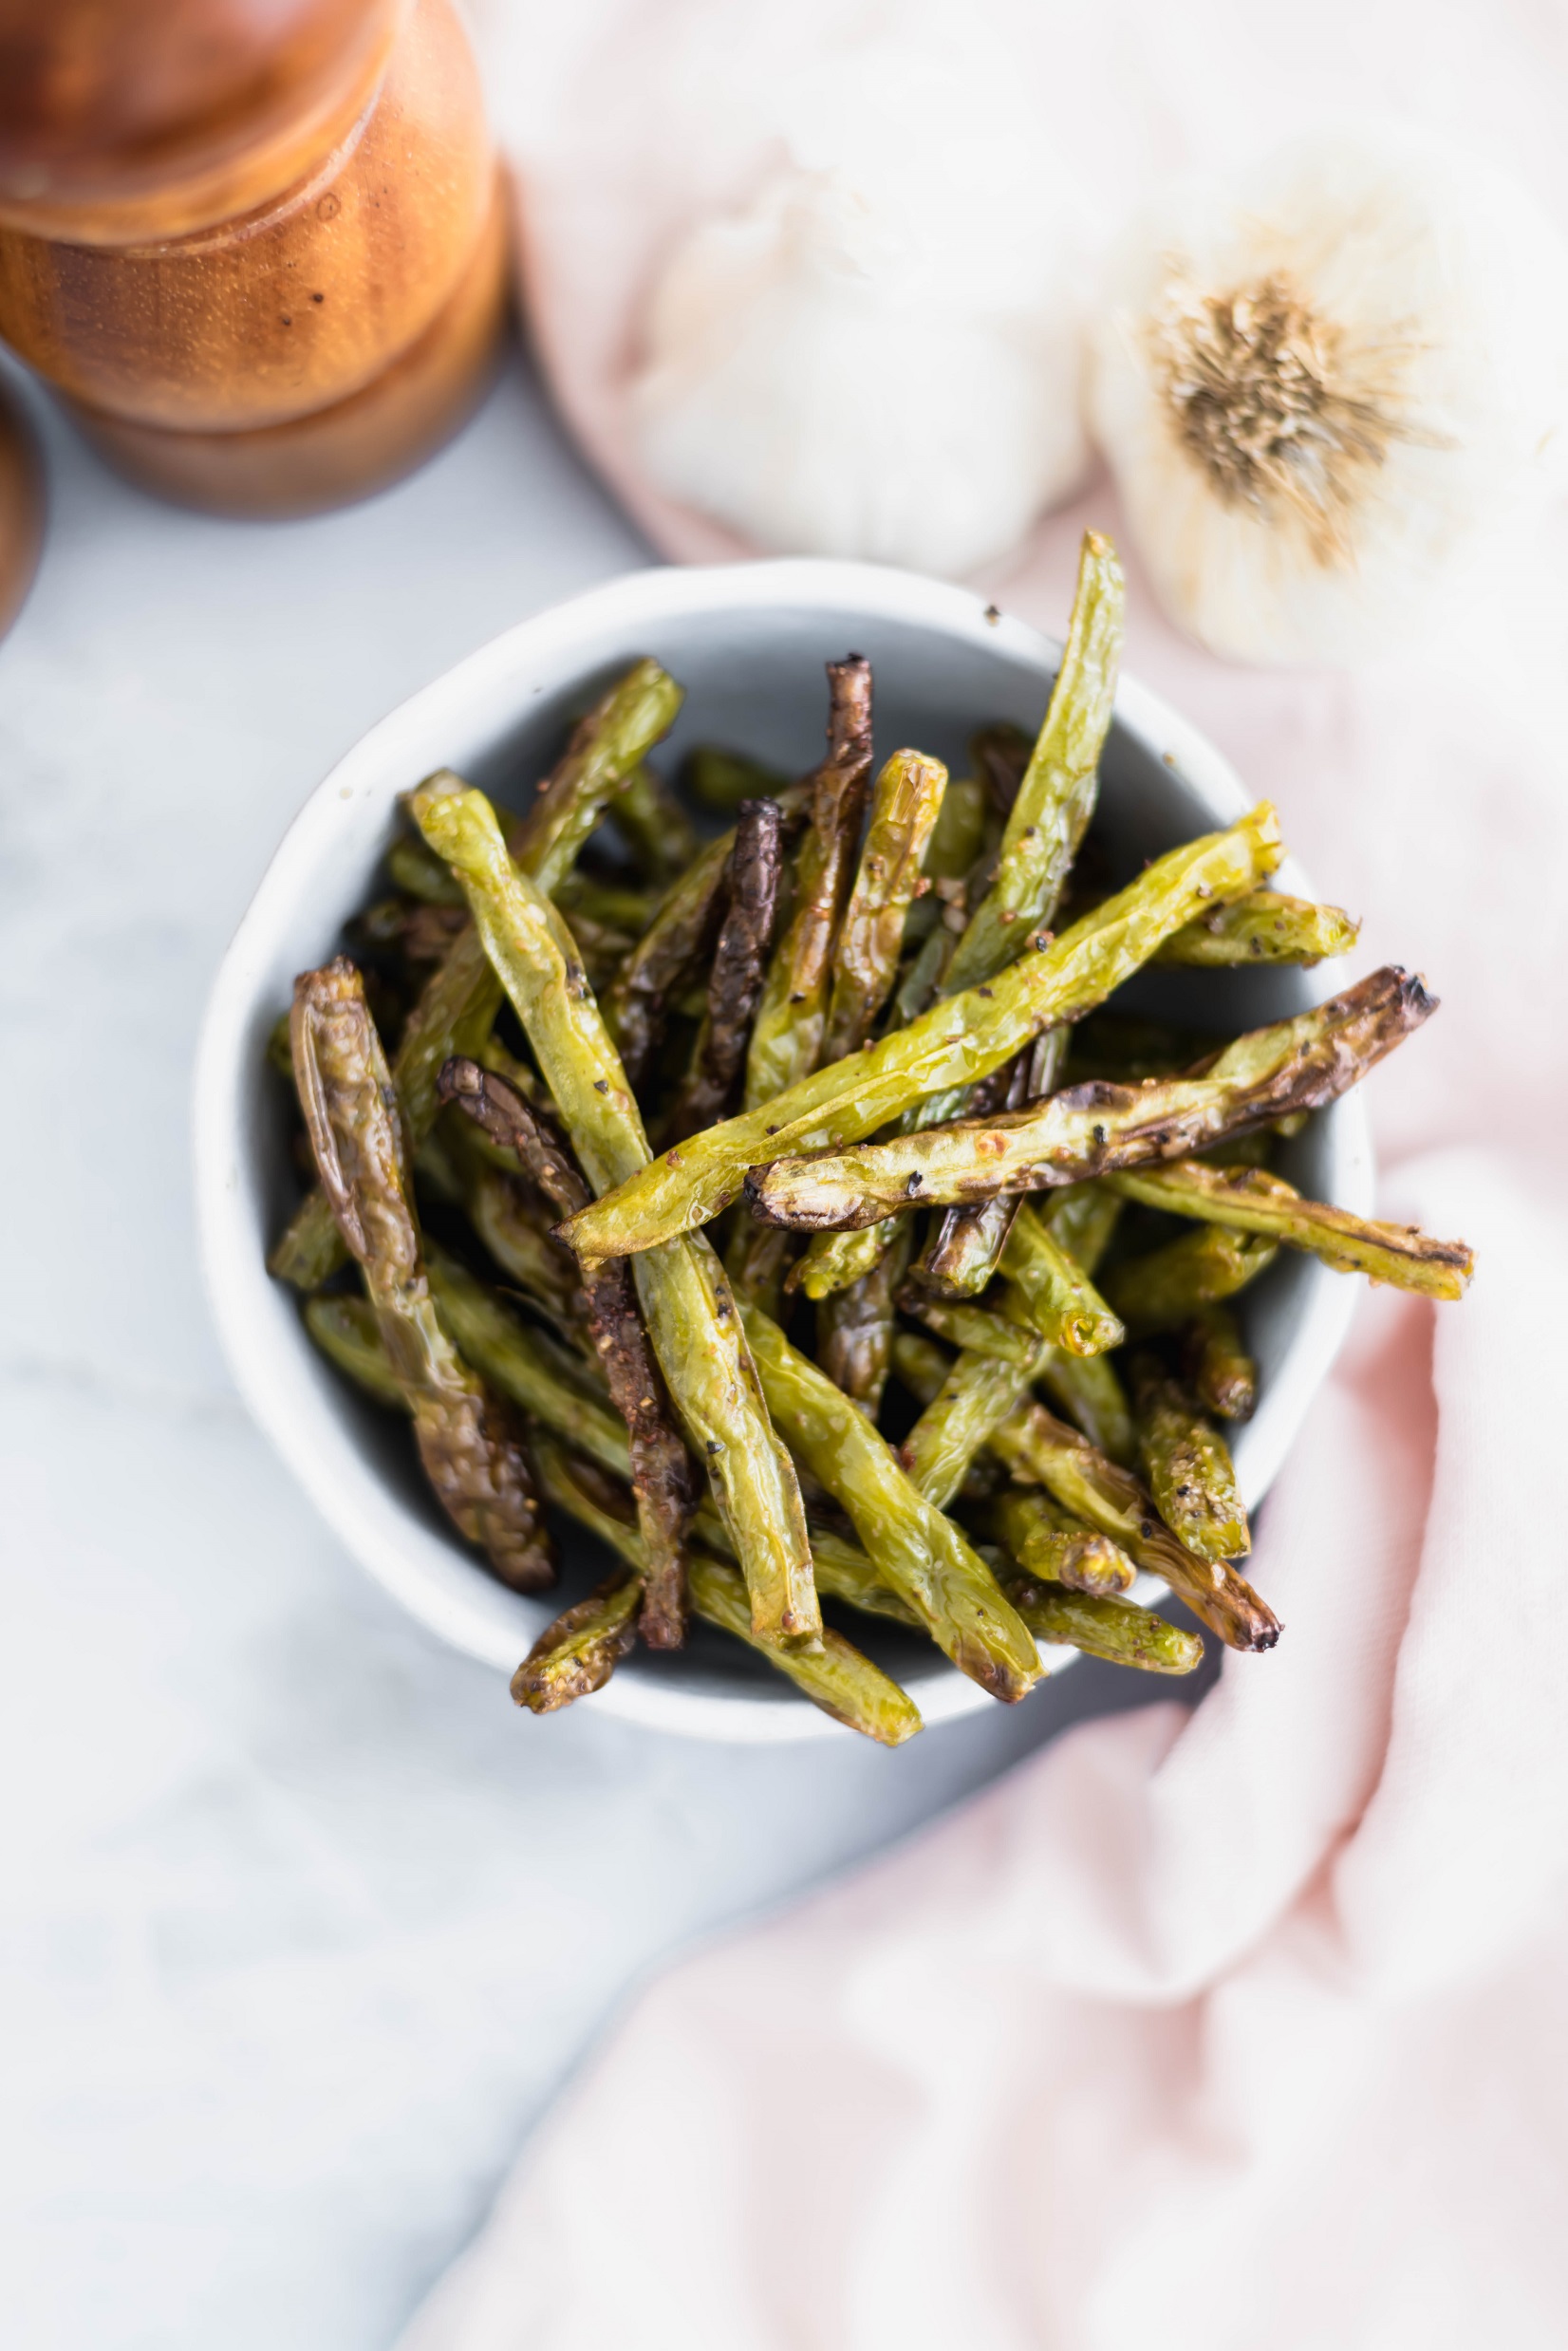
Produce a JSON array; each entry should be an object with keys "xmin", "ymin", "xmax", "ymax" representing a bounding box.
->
[
  {"xmin": 504, "ymin": 659, "xmax": 684, "ymax": 895},
  {"xmin": 664, "ymin": 798, "xmax": 785, "ymax": 1144},
  {"xmin": 816, "ymin": 1218, "xmax": 911, "ymax": 1418},
  {"xmin": 423, "ymin": 1242, "xmax": 633, "ymax": 1483},
  {"xmin": 999, "ymin": 1202, "xmax": 1124, "ymax": 1357},
  {"xmin": 1131, "ymin": 1356, "xmax": 1250, "ymax": 1563},
  {"xmin": 1039, "ymin": 1182, "xmax": 1123, "ymax": 1276},
  {"xmin": 413, "ymin": 780, "xmax": 819, "ymax": 1648},
  {"xmin": 439, "ymin": 1058, "xmax": 697, "ymax": 1648},
  {"xmin": 895, "ymin": 1286, "xmax": 1135, "ymax": 1465},
  {"xmin": 740, "ymin": 1304, "xmax": 1041, "ymax": 1704},
  {"xmin": 822, "ymin": 750, "xmax": 948, "ymax": 1063},
  {"xmin": 1183, "ymin": 1304, "xmax": 1257, "ymax": 1421},
  {"xmin": 1157, "ymin": 889, "xmax": 1359, "ymax": 968},
  {"xmin": 1035, "ymin": 1346, "xmax": 1136, "ymax": 1468},
  {"xmin": 896, "ymin": 1289, "xmax": 1043, "ymax": 1371},
  {"xmin": 1005, "ymin": 1578, "xmax": 1204, "ymax": 1674},
  {"xmin": 608, "ymin": 763, "xmax": 700, "ymax": 885},
  {"xmin": 561, "ymin": 803, "xmax": 1283, "ymax": 1265},
  {"xmin": 876, "ymin": 536, "xmax": 1126, "ymax": 1184},
  {"xmin": 459, "ymin": 1160, "xmax": 590, "ymax": 1327},
  {"xmin": 943, "ymin": 533, "xmax": 1125, "ymax": 997},
  {"xmin": 724, "ymin": 1220, "xmax": 795, "ymax": 1322},
  {"xmin": 687, "ymin": 1553, "xmax": 924, "ymax": 1745},
  {"xmin": 271, "ymin": 924, "xmax": 502, "ymax": 1290},
  {"xmin": 793, "ymin": 1222, "xmax": 896, "ymax": 1301},
  {"xmin": 304, "ymin": 1294, "xmax": 406, "ymax": 1409},
  {"xmin": 271, "ymin": 690, "xmax": 681, "ymax": 1291},
  {"xmin": 890, "ymin": 1334, "xmax": 1279, "ymax": 1651},
  {"xmin": 688, "ymin": 1499, "xmax": 919, "ymax": 1630},
  {"xmin": 267, "ymin": 1009, "xmax": 296, "ymax": 1079},
  {"xmin": 601, "ymin": 831, "xmax": 732, "ymax": 1087},
  {"xmin": 808, "ymin": 1527, "xmax": 922, "ymax": 1627},
  {"xmin": 1106, "ymin": 1161, "xmax": 1475, "ymax": 1299},
  {"xmin": 898, "ymin": 1347, "xmax": 1032, "ymax": 1514},
  {"xmin": 389, "ymin": 833, "xmax": 465, "ymax": 905},
  {"xmin": 987, "ymin": 1486, "xmax": 1135, "ymax": 1597},
  {"xmin": 913, "ymin": 1049, "xmax": 1033, "ymax": 1297},
  {"xmin": 1100, "ymin": 1222, "xmax": 1279, "ymax": 1337},
  {"xmin": 745, "ymin": 967, "xmax": 1433, "ymax": 1226},
  {"xmin": 535, "ymin": 1439, "xmax": 921, "ymax": 1742},
  {"xmin": 743, "ymin": 658, "xmax": 874, "ymax": 1109},
  {"xmin": 681, "ymin": 743, "xmax": 790, "ymax": 812},
  {"xmin": 289, "ymin": 959, "xmax": 552, "ymax": 1590},
  {"xmin": 555, "ymin": 872, "xmax": 662, "ymax": 933},
  {"xmin": 512, "ymin": 1573, "xmax": 643, "ymax": 1713},
  {"xmin": 922, "ymin": 772, "xmax": 988, "ymax": 881}
]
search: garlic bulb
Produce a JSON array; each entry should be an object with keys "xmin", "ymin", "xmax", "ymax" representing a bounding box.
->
[
  {"xmin": 1089, "ymin": 126, "xmax": 1568, "ymax": 664},
  {"xmin": 630, "ymin": 116, "xmax": 1092, "ymax": 577}
]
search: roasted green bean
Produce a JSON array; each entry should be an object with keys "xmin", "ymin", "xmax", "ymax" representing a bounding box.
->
[
  {"xmin": 608, "ymin": 762, "xmax": 700, "ymax": 885},
  {"xmin": 665, "ymin": 797, "xmax": 785, "ymax": 1144},
  {"xmin": 817, "ymin": 1218, "xmax": 911, "ymax": 1418},
  {"xmin": 271, "ymin": 924, "xmax": 502, "ymax": 1290},
  {"xmin": 681, "ymin": 743, "xmax": 790, "ymax": 812},
  {"xmin": 1157, "ymin": 888, "xmax": 1359, "ymax": 968},
  {"xmin": 890, "ymin": 1334, "xmax": 1279, "ymax": 1651},
  {"xmin": 1106, "ymin": 1160, "xmax": 1475, "ymax": 1298},
  {"xmin": 504, "ymin": 660, "xmax": 684, "ymax": 893},
  {"xmin": 944, "ymin": 532, "xmax": 1125, "ymax": 998},
  {"xmin": 687, "ymin": 1552, "xmax": 924, "ymax": 1745},
  {"xmin": 512, "ymin": 1573, "xmax": 643, "ymax": 1713},
  {"xmin": 1183, "ymin": 1304, "xmax": 1257, "ymax": 1421},
  {"xmin": 304, "ymin": 1293, "xmax": 405, "ymax": 1409},
  {"xmin": 563, "ymin": 804, "xmax": 1283, "ymax": 1264},
  {"xmin": 1131, "ymin": 1356, "xmax": 1250, "ymax": 1562},
  {"xmin": 743, "ymin": 658, "xmax": 874, "ymax": 1109},
  {"xmin": 1100, "ymin": 1222, "xmax": 1279, "ymax": 1336},
  {"xmin": 424, "ymin": 1241, "xmax": 632, "ymax": 1483},
  {"xmin": 1005, "ymin": 1578, "xmax": 1204, "ymax": 1674},
  {"xmin": 914, "ymin": 1050, "xmax": 1032, "ymax": 1297},
  {"xmin": 898, "ymin": 1347, "xmax": 1032, "ymax": 1514},
  {"xmin": 922, "ymin": 771, "xmax": 988, "ymax": 881},
  {"xmin": 601, "ymin": 830, "xmax": 732, "ymax": 1088},
  {"xmin": 413, "ymin": 780, "xmax": 819, "ymax": 1647},
  {"xmin": 740, "ymin": 1304, "xmax": 1041, "ymax": 1703},
  {"xmin": 895, "ymin": 1286, "xmax": 1135, "ymax": 1465},
  {"xmin": 290, "ymin": 959, "xmax": 552, "ymax": 1590},
  {"xmin": 745, "ymin": 967, "xmax": 1433, "ymax": 1226},
  {"xmin": 987, "ymin": 1486, "xmax": 1136, "ymax": 1597},
  {"xmin": 822, "ymin": 749, "xmax": 948, "ymax": 1063},
  {"xmin": 534, "ymin": 1438, "xmax": 921, "ymax": 1742},
  {"xmin": 999, "ymin": 1201, "xmax": 1124, "ymax": 1357},
  {"xmin": 439, "ymin": 1056, "xmax": 696, "ymax": 1646}
]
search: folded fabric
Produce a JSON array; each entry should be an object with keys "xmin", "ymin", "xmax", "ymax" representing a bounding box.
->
[{"xmin": 405, "ymin": 6, "xmax": 1568, "ymax": 2341}]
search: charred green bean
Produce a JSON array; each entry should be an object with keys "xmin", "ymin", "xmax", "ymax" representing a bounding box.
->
[
  {"xmin": 290, "ymin": 959, "xmax": 552, "ymax": 1590},
  {"xmin": 564, "ymin": 804, "xmax": 1283, "ymax": 1263},
  {"xmin": 413, "ymin": 780, "xmax": 819, "ymax": 1647}
]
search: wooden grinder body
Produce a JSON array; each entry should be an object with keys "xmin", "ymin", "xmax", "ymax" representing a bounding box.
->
[{"xmin": 0, "ymin": 0, "xmax": 508, "ymax": 514}]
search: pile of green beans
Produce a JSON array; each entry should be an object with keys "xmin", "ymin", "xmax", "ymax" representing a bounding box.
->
[{"xmin": 266, "ymin": 532, "xmax": 1473, "ymax": 1744}]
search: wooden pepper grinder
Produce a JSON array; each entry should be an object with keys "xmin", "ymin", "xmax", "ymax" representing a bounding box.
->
[{"xmin": 0, "ymin": 0, "xmax": 509, "ymax": 516}]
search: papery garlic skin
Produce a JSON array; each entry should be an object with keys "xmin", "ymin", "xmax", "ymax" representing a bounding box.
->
[
  {"xmin": 631, "ymin": 146, "xmax": 1092, "ymax": 577},
  {"xmin": 1089, "ymin": 127, "xmax": 1568, "ymax": 664}
]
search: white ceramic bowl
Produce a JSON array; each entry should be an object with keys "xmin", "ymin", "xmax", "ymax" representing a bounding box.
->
[{"xmin": 195, "ymin": 559, "xmax": 1372, "ymax": 1742}]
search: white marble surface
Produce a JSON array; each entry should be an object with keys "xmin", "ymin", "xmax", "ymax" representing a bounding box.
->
[{"xmin": 0, "ymin": 345, "xmax": 1204, "ymax": 2351}]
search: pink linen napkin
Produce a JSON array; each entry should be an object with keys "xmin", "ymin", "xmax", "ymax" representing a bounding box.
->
[{"xmin": 407, "ymin": 7, "xmax": 1568, "ymax": 2342}]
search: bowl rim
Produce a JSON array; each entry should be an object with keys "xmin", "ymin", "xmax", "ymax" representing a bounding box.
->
[{"xmin": 194, "ymin": 555, "xmax": 1372, "ymax": 1744}]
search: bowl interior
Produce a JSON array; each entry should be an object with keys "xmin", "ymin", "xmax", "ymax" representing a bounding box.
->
[{"xmin": 197, "ymin": 562, "xmax": 1371, "ymax": 1741}]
